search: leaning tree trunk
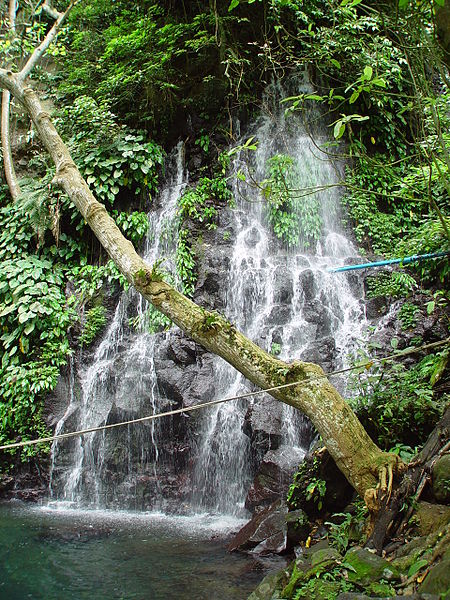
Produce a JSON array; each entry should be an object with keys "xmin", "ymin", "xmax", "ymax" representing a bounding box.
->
[{"xmin": 0, "ymin": 69, "xmax": 404, "ymax": 502}]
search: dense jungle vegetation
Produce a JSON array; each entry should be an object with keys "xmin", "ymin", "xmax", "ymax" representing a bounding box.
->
[{"xmin": 0, "ymin": 1, "xmax": 449, "ymax": 586}]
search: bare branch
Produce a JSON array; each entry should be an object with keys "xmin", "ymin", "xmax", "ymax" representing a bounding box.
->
[
  {"xmin": 18, "ymin": 0, "xmax": 77, "ymax": 83},
  {"xmin": 9, "ymin": 0, "xmax": 17, "ymax": 32},
  {"xmin": 42, "ymin": 1, "xmax": 63, "ymax": 20},
  {"xmin": 1, "ymin": 1, "xmax": 20, "ymax": 200},
  {"xmin": 1, "ymin": 90, "xmax": 21, "ymax": 200}
]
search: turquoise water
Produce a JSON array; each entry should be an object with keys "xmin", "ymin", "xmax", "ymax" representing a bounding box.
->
[{"xmin": 0, "ymin": 504, "xmax": 275, "ymax": 600}]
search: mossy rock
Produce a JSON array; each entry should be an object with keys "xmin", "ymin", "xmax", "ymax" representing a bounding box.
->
[
  {"xmin": 366, "ymin": 581, "xmax": 395, "ymax": 596},
  {"xmin": 293, "ymin": 579, "xmax": 341, "ymax": 600},
  {"xmin": 415, "ymin": 502, "xmax": 450, "ymax": 536},
  {"xmin": 419, "ymin": 556, "xmax": 450, "ymax": 599},
  {"xmin": 248, "ymin": 568, "xmax": 291, "ymax": 600},
  {"xmin": 432, "ymin": 454, "xmax": 450, "ymax": 504},
  {"xmin": 311, "ymin": 547, "xmax": 342, "ymax": 566},
  {"xmin": 343, "ymin": 547, "xmax": 400, "ymax": 586}
]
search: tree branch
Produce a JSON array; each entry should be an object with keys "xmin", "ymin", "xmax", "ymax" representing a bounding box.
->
[
  {"xmin": 18, "ymin": 0, "xmax": 76, "ymax": 83},
  {"xmin": 1, "ymin": 89, "xmax": 21, "ymax": 200},
  {"xmin": 1, "ymin": 0, "xmax": 20, "ymax": 200}
]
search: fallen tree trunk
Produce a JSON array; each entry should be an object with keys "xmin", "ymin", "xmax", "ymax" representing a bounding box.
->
[{"xmin": 0, "ymin": 68, "xmax": 404, "ymax": 502}]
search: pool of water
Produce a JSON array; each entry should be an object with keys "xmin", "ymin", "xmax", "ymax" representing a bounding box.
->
[{"xmin": 0, "ymin": 503, "xmax": 280, "ymax": 600}]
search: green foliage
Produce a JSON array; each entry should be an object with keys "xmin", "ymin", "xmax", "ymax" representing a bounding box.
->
[
  {"xmin": 70, "ymin": 261, "xmax": 129, "ymax": 300},
  {"xmin": 365, "ymin": 271, "xmax": 418, "ymax": 300},
  {"xmin": 398, "ymin": 302, "xmax": 419, "ymax": 330},
  {"xmin": 62, "ymin": 96, "xmax": 164, "ymax": 205},
  {"xmin": 58, "ymin": 3, "xmax": 224, "ymax": 130},
  {"xmin": 79, "ymin": 305, "xmax": 107, "ymax": 347},
  {"xmin": 287, "ymin": 457, "xmax": 327, "ymax": 512},
  {"xmin": 112, "ymin": 210, "xmax": 149, "ymax": 245},
  {"xmin": 0, "ymin": 208, "xmax": 75, "ymax": 457},
  {"xmin": 130, "ymin": 304, "xmax": 172, "ymax": 335},
  {"xmin": 176, "ymin": 228, "xmax": 197, "ymax": 297},
  {"xmin": 305, "ymin": 477, "xmax": 327, "ymax": 511},
  {"xmin": 263, "ymin": 154, "xmax": 322, "ymax": 248},
  {"xmin": 175, "ymin": 173, "xmax": 233, "ymax": 294},
  {"xmin": 270, "ymin": 342, "xmax": 282, "ymax": 356},
  {"xmin": 327, "ymin": 509, "xmax": 367, "ymax": 556},
  {"xmin": 349, "ymin": 353, "xmax": 446, "ymax": 448},
  {"xmin": 178, "ymin": 176, "xmax": 232, "ymax": 228}
]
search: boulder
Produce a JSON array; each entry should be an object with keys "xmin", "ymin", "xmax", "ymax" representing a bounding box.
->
[
  {"xmin": 243, "ymin": 397, "xmax": 284, "ymax": 460},
  {"xmin": 245, "ymin": 446, "xmax": 305, "ymax": 512},
  {"xmin": 432, "ymin": 453, "xmax": 450, "ymax": 504},
  {"xmin": 285, "ymin": 509, "xmax": 310, "ymax": 549},
  {"xmin": 247, "ymin": 569, "xmax": 290, "ymax": 600},
  {"xmin": 415, "ymin": 502, "xmax": 450, "ymax": 536},
  {"xmin": 343, "ymin": 547, "xmax": 400, "ymax": 587},
  {"xmin": 228, "ymin": 499, "xmax": 288, "ymax": 554},
  {"xmin": 419, "ymin": 553, "xmax": 450, "ymax": 598}
]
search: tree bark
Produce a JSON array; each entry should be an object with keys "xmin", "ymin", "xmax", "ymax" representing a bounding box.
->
[
  {"xmin": 1, "ymin": 89, "xmax": 20, "ymax": 200},
  {"xmin": 1, "ymin": 0, "xmax": 75, "ymax": 201},
  {"xmin": 0, "ymin": 68, "xmax": 404, "ymax": 502},
  {"xmin": 1, "ymin": 0, "xmax": 20, "ymax": 200}
]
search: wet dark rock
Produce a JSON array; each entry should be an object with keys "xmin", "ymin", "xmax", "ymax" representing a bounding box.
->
[
  {"xmin": 228, "ymin": 499, "xmax": 288, "ymax": 554},
  {"xmin": 365, "ymin": 296, "xmax": 388, "ymax": 320},
  {"xmin": 245, "ymin": 446, "xmax": 305, "ymax": 513},
  {"xmin": 298, "ymin": 269, "xmax": 317, "ymax": 303},
  {"xmin": 273, "ymin": 269, "xmax": 294, "ymax": 305},
  {"xmin": 194, "ymin": 250, "xmax": 230, "ymax": 309},
  {"xmin": 154, "ymin": 359, "xmax": 195, "ymax": 403},
  {"xmin": 245, "ymin": 227, "xmax": 261, "ymax": 247},
  {"xmin": 268, "ymin": 305, "xmax": 292, "ymax": 325},
  {"xmin": 166, "ymin": 331, "xmax": 198, "ymax": 366},
  {"xmin": 301, "ymin": 337, "xmax": 336, "ymax": 371},
  {"xmin": 182, "ymin": 357, "xmax": 216, "ymax": 408},
  {"xmin": 244, "ymin": 398, "xmax": 283, "ymax": 459},
  {"xmin": 45, "ymin": 364, "xmax": 79, "ymax": 427}
]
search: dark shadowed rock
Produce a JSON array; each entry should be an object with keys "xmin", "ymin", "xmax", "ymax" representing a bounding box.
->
[
  {"xmin": 228, "ymin": 499, "xmax": 288, "ymax": 554},
  {"xmin": 298, "ymin": 269, "xmax": 316, "ymax": 303},
  {"xmin": 273, "ymin": 269, "xmax": 294, "ymax": 305},
  {"xmin": 432, "ymin": 453, "xmax": 450, "ymax": 503},
  {"xmin": 243, "ymin": 397, "xmax": 283, "ymax": 459},
  {"xmin": 245, "ymin": 446, "xmax": 305, "ymax": 512}
]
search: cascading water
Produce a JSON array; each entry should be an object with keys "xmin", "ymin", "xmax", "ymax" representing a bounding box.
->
[
  {"xmin": 49, "ymin": 79, "xmax": 367, "ymax": 518},
  {"xmin": 49, "ymin": 143, "xmax": 188, "ymax": 509},
  {"xmin": 191, "ymin": 79, "xmax": 367, "ymax": 515}
]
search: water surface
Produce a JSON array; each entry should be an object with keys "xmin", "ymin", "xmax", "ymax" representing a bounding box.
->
[{"xmin": 0, "ymin": 503, "xmax": 277, "ymax": 600}]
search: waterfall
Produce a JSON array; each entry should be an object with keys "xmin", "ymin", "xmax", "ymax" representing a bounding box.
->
[
  {"xmin": 191, "ymin": 80, "xmax": 366, "ymax": 515},
  {"xmin": 49, "ymin": 143, "xmax": 188, "ymax": 509},
  {"xmin": 49, "ymin": 80, "xmax": 366, "ymax": 517}
]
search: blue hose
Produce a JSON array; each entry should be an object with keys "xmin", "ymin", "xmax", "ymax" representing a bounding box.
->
[{"xmin": 327, "ymin": 250, "xmax": 450, "ymax": 273}]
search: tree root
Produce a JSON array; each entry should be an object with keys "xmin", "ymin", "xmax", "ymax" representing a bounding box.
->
[{"xmin": 365, "ymin": 407, "xmax": 450, "ymax": 554}]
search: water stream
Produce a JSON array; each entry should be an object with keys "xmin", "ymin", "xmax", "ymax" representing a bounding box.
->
[{"xmin": 49, "ymin": 80, "xmax": 366, "ymax": 519}]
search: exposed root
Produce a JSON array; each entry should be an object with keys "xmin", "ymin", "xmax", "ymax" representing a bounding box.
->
[{"xmin": 364, "ymin": 453, "xmax": 407, "ymax": 536}]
